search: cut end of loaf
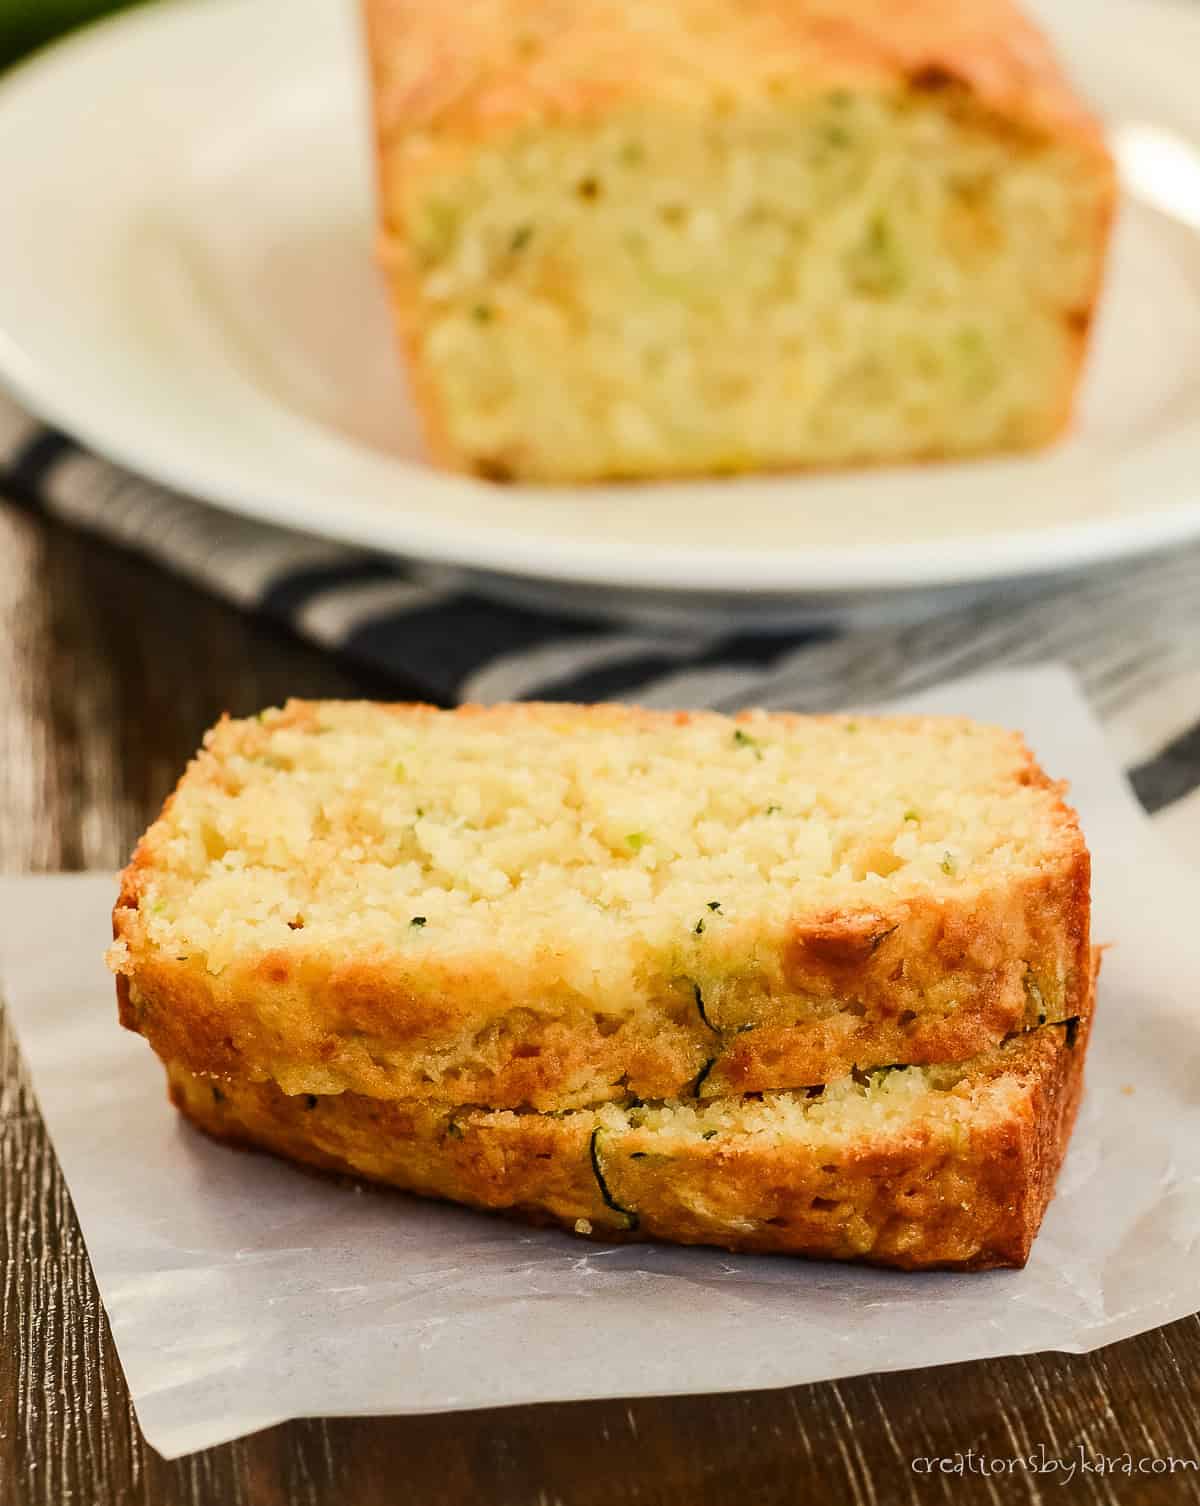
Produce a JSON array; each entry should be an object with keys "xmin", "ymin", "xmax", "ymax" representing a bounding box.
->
[
  {"xmin": 385, "ymin": 87, "xmax": 1112, "ymax": 482},
  {"xmin": 112, "ymin": 700, "xmax": 1080, "ymax": 979}
]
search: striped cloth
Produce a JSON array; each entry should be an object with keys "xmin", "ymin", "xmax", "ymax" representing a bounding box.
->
[{"xmin": 3, "ymin": 386, "xmax": 1199, "ymax": 862}]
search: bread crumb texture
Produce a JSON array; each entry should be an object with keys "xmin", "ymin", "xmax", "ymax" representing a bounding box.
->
[{"xmin": 123, "ymin": 701, "xmax": 1075, "ymax": 963}]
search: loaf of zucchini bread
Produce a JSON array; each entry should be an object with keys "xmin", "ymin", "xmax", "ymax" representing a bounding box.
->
[
  {"xmin": 362, "ymin": 0, "xmax": 1115, "ymax": 481},
  {"xmin": 110, "ymin": 700, "xmax": 1090, "ymax": 1111}
]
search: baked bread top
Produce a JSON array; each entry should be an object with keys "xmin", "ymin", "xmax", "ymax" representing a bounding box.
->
[
  {"xmin": 110, "ymin": 701, "xmax": 1090, "ymax": 1108},
  {"xmin": 364, "ymin": 0, "xmax": 1108, "ymax": 154}
]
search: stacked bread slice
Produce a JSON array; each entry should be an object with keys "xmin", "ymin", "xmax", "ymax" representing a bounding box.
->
[{"xmin": 109, "ymin": 702, "xmax": 1092, "ymax": 1270}]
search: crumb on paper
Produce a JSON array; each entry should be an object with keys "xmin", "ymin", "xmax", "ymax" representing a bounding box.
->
[
  {"xmin": 1121, "ymin": 1084, "xmax": 1135, "ymax": 1096},
  {"xmin": 574, "ymin": 1218, "xmax": 593, "ymax": 1235}
]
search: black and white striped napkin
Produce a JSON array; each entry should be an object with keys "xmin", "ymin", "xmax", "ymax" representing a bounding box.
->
[{"xmin": 3, "ymin": 386, "xmax": 1199, "ymax": 859}]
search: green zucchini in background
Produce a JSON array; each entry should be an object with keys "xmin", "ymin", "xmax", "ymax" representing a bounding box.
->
[{"xmin": 0, "ymin": 0, "xmax": 157, "ymax": 71}]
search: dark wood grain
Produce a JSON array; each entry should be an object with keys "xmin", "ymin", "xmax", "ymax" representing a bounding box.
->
[{"xmin": 4, "ymin": 497, "xmax": 1200, "ymax": 1506}]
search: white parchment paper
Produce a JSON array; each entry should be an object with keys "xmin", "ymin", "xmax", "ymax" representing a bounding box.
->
[{"xmin": 3, "ymin": 666, "xmax": 1200, "ymax": 1460}]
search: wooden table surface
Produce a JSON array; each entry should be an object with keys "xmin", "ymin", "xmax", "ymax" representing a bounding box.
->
[{"xmin": 4, "ymin": 497, "xmax": 1200, "ymax": 1506}]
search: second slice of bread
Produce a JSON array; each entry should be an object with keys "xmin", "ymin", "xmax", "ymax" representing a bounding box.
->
[
  {"xmin": 166, "ymin": 1010, "xmax": 1091, "ymax": 1272},
  {"xmin": 110, "ymin": 701, "xmax": 1090, "ymax": 1110}
]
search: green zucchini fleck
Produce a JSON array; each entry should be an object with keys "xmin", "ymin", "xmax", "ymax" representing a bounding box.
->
[
  {"xmin": 733, "ymin": 728, "xmax": 762, "ymax": 758},
  {"xmin": 510, "ymin": 224, "xmax": 533, "ymax": 252},
  {"xmin": 940, "ymin": 852, "xmax": 957, "ymax": 876},
  {"xmin": 414, "ymin": 198, "xmax": 459, "ymax": 263},
  {"xmin": 852, "ymin": 1063, "xmax": 903, "ymax": 1087},
  {"xmin": 691, "ymin": 1058, "xmax": 717, "ymax": 1097},
  {"xmin": 446, "ymin": 1120, "xmax": 464, "ymax": 1140},
  {"xmin": 1057, "ymin": 1016, "xmax": 1081, "ymax": 1050},
  {"xmin": 589, "ymin": 1129, "xmax": 638, "ymax": 1229},
  {"xmin": 694, "ymin": 918, "xmax": 705, "ymax": 935},
  {"xmin": 211, "ymin": 1085, "xmax": 226, "ymax": 1105},
  {"xmin": 626, "ymin": 832, "xmax": 647, "ymax": 852},
  {"xmin": 692, "ymin": 982, "xmax": 719, "ymax": 1034},
  {"xmin": 851, "ymin": 213, "xmax": 907, "ymax": 295},
  {"xmin": 701, "ymin": 1130, "xmax": 718, "ymax": 1141},
  {"xmin": 410, "ymin": 916, "xmax": 427, "ymax": 928},
  {"xmin": 304, "ymin": 1094, "xmax": 318, "ymax": 1110},
  {"xmin": 707, "ymin": 901, "xmax": 722, "ymax": 912},
  {"xmin": 766, "ymin": 804, "xmax": 782, "ymax": 816}
]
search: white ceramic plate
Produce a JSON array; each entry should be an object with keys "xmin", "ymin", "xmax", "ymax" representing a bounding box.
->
[{"xmin": 1, "ymin": 0, "xmax": 1200, "ymax": 614}]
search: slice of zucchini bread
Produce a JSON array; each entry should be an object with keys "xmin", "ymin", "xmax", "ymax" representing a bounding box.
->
[
  {"xmin": 110, "ymin": 701, "xmax": 1090, "ymax": 1110},
  {"xmin": 363, "ymin": 0, "xmax": 1115, "ymax": 481},
  {"xmin": 166, "ymin": 1008, "xmax": 1092, "ymax": 1272}
]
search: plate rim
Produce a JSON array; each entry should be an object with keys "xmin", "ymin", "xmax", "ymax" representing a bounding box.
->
[{"xmin": 1, "ymin": 0, "xmax": 1200, "ymax": 597}]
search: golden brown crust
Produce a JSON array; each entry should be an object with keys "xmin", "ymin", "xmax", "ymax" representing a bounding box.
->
[
  {"xmin": 111, "ymin": 700, "xmax": 1092, "ymax": 1110},
  {"xmin": 165, "ymin": 1008, "xmax": 1092, "ymax": 1272},
  {"xmin": 362, "ymin": 0, "xmax": 1109, "ymax": 156}
]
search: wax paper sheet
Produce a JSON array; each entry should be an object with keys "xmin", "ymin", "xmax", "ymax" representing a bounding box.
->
[{"xmin": 3, "ymin": 666, "xmax": 1199, "ymax": 1459}]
